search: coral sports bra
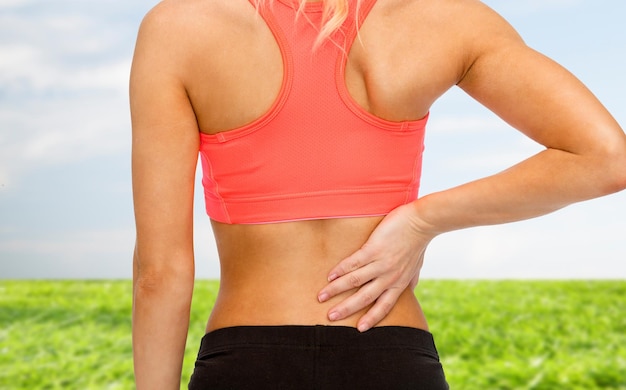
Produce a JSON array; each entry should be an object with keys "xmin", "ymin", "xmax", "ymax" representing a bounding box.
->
[{"xmin": 198, "ymin": 0, "xmax": 428, "ymax": 224}]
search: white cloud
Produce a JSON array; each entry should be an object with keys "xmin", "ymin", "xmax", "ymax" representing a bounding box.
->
[
  {"xmin": 423, "ymin": 193, "xmax": 626, "ymax": 279},
  {"xmin": 0, "ymin": 93, "xmax": 130, "ymax": 189},
  {"xmin": 483, "ymin": 0, "xmax": 582, "ymax": 15},
  {"xmin": 0, "ymin": 227, "xmax": 135, "ymax": 278},
  {"xmin": 0, "ymin": 0, "xmax": 33, "ymax": 7},
  {"xmin": 428, "ymin": 116, "xmax": 507, "ymax": 134},
  {"xmin": 0, "ymin": 2, "xmax": 137, "ymax": 189},
  {"xmin": 0, "ymin": 228, "xmax": 134, "ymax": 257},
  {"xmin": 421, "ymin": 113, "xmax": 544, "ymax": 194},
  {"xmin": 0, "ymin": 44, "xmax": 130, "ymax": 95},
  {"xmin": 66, "ymin": 61, "xmax": 131, "ymax": 93}
]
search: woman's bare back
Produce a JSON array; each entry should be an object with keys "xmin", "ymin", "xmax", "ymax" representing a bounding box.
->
[
  {"xmin": 161, "ymin": 0, "xmax": 511, "ymax": 330},
  {"xmin": 207, "ymin": 217, "xmax": 428, "ymax": 331},
  {"xmin": 173, "ymin": 0, "xmax": 480, "ymax": 330}
]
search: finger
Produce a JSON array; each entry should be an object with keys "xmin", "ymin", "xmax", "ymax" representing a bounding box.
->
[
  {"xmin": 326, "ymin": 247, "xmax": 373, "ymax": 282},
  {"xmin": 326, "ymin": 278, "xmax": 389, "ymax": 322},
  {"xmin": 356, "ymin": 288, "xmax": 403, "ymax": 332},
  {"xmin": 318, "ymin": 260, "xmax": 385, "ymax": 303}
]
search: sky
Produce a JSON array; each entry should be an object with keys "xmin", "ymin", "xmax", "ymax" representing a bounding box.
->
[{"xmin": 0, "ymin": 0, "xmax": 625, "ymax": 279}]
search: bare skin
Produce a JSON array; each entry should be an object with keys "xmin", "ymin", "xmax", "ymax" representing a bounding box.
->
[{"xmin": 130, "ymin": 0, "xmax": 626, "ymax": 388}]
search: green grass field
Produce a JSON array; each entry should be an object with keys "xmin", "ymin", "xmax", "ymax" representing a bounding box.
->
[{"xmin": 1, "ymin": 280, "xmax": 625, "ymax": 389}]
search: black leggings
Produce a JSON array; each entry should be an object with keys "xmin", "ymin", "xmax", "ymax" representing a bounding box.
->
[{"xmin": 188, "ymin": 325, "xmax": 449, "ymax": 389}]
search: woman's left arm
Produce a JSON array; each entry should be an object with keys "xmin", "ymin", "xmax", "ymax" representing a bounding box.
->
[
  {"xmin": 319, "ymin": 4, "xmax": 626, "ymax": 331},
  {"xmin": 130, "ymin": 4, "xmax": 200, "ymax": 388}
]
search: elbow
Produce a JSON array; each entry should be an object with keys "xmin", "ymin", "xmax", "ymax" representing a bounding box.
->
[
  {"xmin": 609, "ymin": 164, "xmax": 626, "ymax": 194},
  {"xmin": 133, "ymin": 253, "xmax": 195, "ymax": 298},
  {"xmin": 134, "ymin": 266, "xmax": 195, "ymax": 308},
  {"xmin": 596, "ymin": 139, "xmax": 626, "ymax": 196}
]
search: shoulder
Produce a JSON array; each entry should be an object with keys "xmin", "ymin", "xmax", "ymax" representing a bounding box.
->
[
  {"xmin": 133, "ymin": 0, "xmax": 256, "ymax": 79},
  {"xmin": 426, "ymin": 0, "xmax": 527, "ymax": 82},
  {"xmin": 380, "ymin": 0, "xmax": 524, "ymax": 51},
  {"xmin": 368, "ymin": 0, "xmax": 525, "ymax": 84},
  {"xmin": 138, "ymin": 0, "xmax": 224, "ymax": 40},
  {"xmin": 436, "ymin": 0, "xmax": 525, "ymax": 52},
  {"xmin": 137, "ymin": 0, "xmax": 266, "ymax": 54},
  {"xmin": 399, "ymin": 0, "xmax": 523, "ymax": 45},
  {"xmin": 136, "ymin": 0, "xmax": 255, "ymax": 50}
]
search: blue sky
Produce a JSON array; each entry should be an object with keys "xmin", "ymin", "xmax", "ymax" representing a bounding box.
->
[{"xmin": 1, "ymin": 0, "xmax": 625, "ymax": 279}]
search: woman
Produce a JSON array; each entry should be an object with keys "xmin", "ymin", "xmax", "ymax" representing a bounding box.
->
[{"xmin": 130, "ymin": 0, "xmax": 626, "ymax": 388}]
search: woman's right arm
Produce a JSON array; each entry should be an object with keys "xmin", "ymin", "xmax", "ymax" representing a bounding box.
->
[
  {"xmin": 318, "ymin": 0, "xmax": 626, "ymax": 332},
  {"xmin": 130, "ymin": 4, "xmax": 200, "ymax": 389}
]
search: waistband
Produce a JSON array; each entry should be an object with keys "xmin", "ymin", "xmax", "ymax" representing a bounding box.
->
[{"xmin": 197, "ymin": 325, "xmax": 440, "ymax": 359}]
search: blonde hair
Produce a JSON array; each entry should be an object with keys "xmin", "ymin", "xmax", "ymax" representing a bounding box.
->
[{"xmin": 255, "ymin": 0, "xmax": 357, "ymax": 48}]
